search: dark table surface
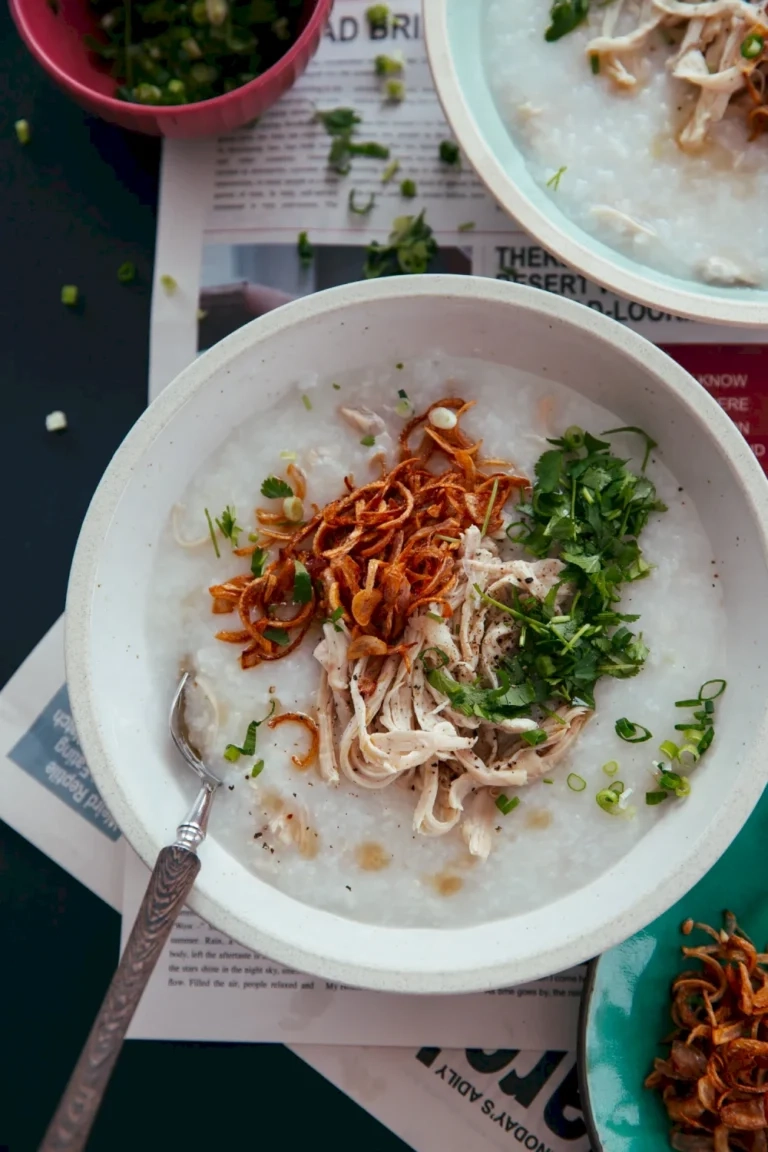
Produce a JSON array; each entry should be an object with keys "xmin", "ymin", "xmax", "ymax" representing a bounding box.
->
[{"xmin": 0, "ymin": 9, "xmax": 410, "ymax": 1149}]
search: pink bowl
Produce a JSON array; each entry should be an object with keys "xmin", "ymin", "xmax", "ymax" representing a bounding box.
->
[{"xmin": 10, "ymin": 0, "xmax": 333, "ymax": 137}]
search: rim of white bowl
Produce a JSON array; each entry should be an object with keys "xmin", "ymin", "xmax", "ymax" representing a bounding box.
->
[
  {"xmin": 424, "ymin": 1, "xmax": 768, "ymax": 328},
  {"xmin": 66, "ymin": 276, "xmax": 768, "ymax": 992}
]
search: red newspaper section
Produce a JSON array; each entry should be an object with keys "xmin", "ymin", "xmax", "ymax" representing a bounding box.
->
[{"xmin": 662, "ymin": 345, "xmax": 768, "ymax": 473}]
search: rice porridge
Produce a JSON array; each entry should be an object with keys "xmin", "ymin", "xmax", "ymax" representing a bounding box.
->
[
  {"xmin": 148, "ymin": 354, "xmax": 725, "ymax": 928},
  {"xmin": 484, "ymin": 0, "xmax": 768, "ymax": 287}
]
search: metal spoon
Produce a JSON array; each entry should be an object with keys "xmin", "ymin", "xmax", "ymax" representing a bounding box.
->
[{"xmin": 39, "ymin": 673, "xmax": 221, "ymax": 1152}]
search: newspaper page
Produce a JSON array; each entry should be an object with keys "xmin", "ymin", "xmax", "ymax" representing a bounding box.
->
[
  {"xmin": 121, "ymin": 848, "xmax": 584, "ymax": 1047},
  {"xmin": 295, "ymin": 1043, "xmax": 591, "ymax": 1152},
  {"xmin": 0, "ymin": 617, "xmax": 123, "ymax": 910}
]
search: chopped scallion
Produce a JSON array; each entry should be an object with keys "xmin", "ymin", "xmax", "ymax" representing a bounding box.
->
[
  {"xmin": 590, "ymin": 52, "xmax": 600, "ymax": 73},
  {"xmin": 496, "ymin": 794, "xmax": 520, "ymax": 815},
  {"xmin": 596, "ymin": 788, "xmax": 620, "ymax": 814},
  {"xmin": 360, "ymin": 434, "xmax": 376, "ymax": 447},
  {"xmin": 646, "ymin": 790, "xmax": 667, "ymax": 805},
  {"xmin": 675, "ymin": 698, "xmax": 701, "ymax": 708},
  {"xmin": 14, "ymin": 119, "xmax": 30, "ymax": 145},
  {"xmin": 204, "ymin": 508, "xmax": 220, "ymax": 559},
  {"xmin": 426, "ymin": 611, "xmax": 444, "ymax": 623},
  {"xmin": 117, "ymin": 261, "xmax": 136, "ymax": 284},
  {"xmin": 602, "ymin": 760, "xmax": 619, "ymax": 776},
  {"xmin": 301, "ymin": 394, "xmax": 312, "ymax": 411},
  {"xmin": 567, "ymin": 773, "xmax": 586, "ymax": 792},
  {"xmin": 61, "ymin": 285, "xmax": 79, "ymax": 306},
  {"xmin": 250, "ymin": 759, "xmax": 265, "ymax": 778},
  {"xmin": 741, "ymin": 32, "xmax": 764, "ymax": 58},
  {"xmin": 615, "ymin": 717, "xmax": 652, "ymax": 743},
  {"xmin": 698, "ymin": 726, "xmax": 715, "ymax": 753},
  {"xmin": 659, "ymin": 739, "xmax": 679, "ymax": 761},
  {"xmin": 480, "ymin": 477, "xmax": 500, "ymax": 539},
  {"xmin": 160, "ymin": 274, "xmax": 177, "ymax": 295},
  {"xmin": 546, "ymin": 165, "xmax": 566, "ymax": 191},
  {"xmin": 699, "ymin": 678, "xmax": 726, "ymax": 700}
]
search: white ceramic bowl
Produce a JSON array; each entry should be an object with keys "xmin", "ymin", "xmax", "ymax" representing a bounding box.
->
[
  {"xmin": 424, "ymin": 0, "xmax": 768, "ymax": 327},
  {"xmin": 66, "ymin": 276, "xmax": 768, "ymax": 993}
]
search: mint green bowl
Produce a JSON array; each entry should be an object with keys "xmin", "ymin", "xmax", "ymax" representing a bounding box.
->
[
  {"xmin": 424, "ymin": 0, "xmax": 768, "ymax": 326},
  {"xmin": 579, "ymin": 785, "xmax": 768, "ymax": 1151}
]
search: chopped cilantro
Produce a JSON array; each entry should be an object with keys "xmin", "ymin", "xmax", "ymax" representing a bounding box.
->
[
  {"xmin": 264, "ymin": 627, "xmax": 291, "ymax": 646},
  {"xmin": 223, "ymin": 704, "xmax": 275, "ymax": 762},
  {"xmin": 251, "ymin": 547, "xmax": 268, "ymax": 577},
  {"xmin": 292, "ymin": 560, "xmax": 312, "ymax": 605},
  {"xmin": 215, "ymin": 505, "xmax": 243, "ymax": 548},
  {"xmin": 400, "ymin": 178, "xmax": 417, "ymax": 198},
  {"xmin": 545, "ymin": 0, "xmax": 590, "ymax": 41},
  {"xmin": 260, "ymin": 476, "xmax": 293, "ymax": 499},
  {"xmin": 297, "ymin": 231, "xmax": 314, "ymax": 267},
  {"xmin": 363, "ymin": 210, "xmax": 438, "ymax": 278},
  {"xmin": 439, "ymin": 140, "xmax": 460, "ymax": 166}
]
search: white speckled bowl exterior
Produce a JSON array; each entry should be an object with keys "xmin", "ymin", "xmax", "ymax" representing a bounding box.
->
[
  {"xmin": 424, "ymin": 0, "xmax": 768, "ymax": 327},
  {"xmin": 66, "ymin": 276, "xmax": 768, "ymax": 993}
]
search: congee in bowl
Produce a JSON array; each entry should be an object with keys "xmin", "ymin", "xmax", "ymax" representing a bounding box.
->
[
  {"xmin": 66, "ymin": 277, "xmax": 768, "ymax": 991},
  {"xmin": 485, "ymin": 0, "xmax": 768, "ymax": 288},
  {"xmin": 155, "ymin": 357, "xmax": 724, "ymax": 927}
]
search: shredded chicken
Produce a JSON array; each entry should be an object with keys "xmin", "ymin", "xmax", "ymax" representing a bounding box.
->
[
  {"xmin": 583, "ymin": 0, "xmax": 768, "ymax": 147},
  {"xmin": 313, "ymin": 527, "xmax": 592, "ymax": 860}
]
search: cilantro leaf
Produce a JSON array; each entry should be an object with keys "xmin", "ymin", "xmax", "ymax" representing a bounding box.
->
[{"xmin": 260, "ymin": 476, "xmax": 293, "ymax": 499}]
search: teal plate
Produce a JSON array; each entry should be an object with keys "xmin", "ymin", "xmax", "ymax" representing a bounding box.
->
[{"xmin": 579, "ymin": 783, "xmax": 768, "ymax": 1152}]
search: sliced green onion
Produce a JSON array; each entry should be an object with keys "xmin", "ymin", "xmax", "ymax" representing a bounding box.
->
[
  {"xmin": 699, "ymin": 678, "xmax": 726, "ymax": 700},
  {"xmin": 332, "ymin": 383, "xmax": 341, "ymax": 391},
  {"xmin": 283, "ymin": 496, "xmax": 304, "ymax": 522},
  {"xmin": 385, "ymin": 78, "xmax": 405, "ymax": 103},
  {"xmin": 160, "ymin": 274, "xmax": 178, "ymax": 295},
  {"xmin": 659, "ymin": 770, "xmax": 683, "ymax": 791},
  {"xmin": 495, "ymin": 794, "xmax": 520, "ymax": 815},
  {"xmin": 674, "ymin": 723, "xmax": 704, "ymax": 734},
  {"xmin": 279, "ymin": 450, "xmax": 298, "ymax": 460},
  {"xmin": 741, "ymin": 32, "xmax": 764, "ymax": 58},
  {"xmin": 675, "ymin": 698, "xmax": 701, "ymax": 708},
  {"xmin": 117, "ymin": 261, "xmax": 136, "ymax": 284},
  {"xmin": 646, "ymin": 790, "xmax": 667, "ymax": 805},
  {"xmin": 426, "ymin": 611, "xmax": 444, "ymax": 623},
  {"xmin": 609, "ymin": 780, "xmax": 624, "ymax": 795},
  {"xmin": 61, "ymin": 285, "xmax": 79, "ymax": 306},
  {"xmin": 698, "ymin": 726, "xmax": 715, "ymax": 753},
  {"xmin": 596, "ymin": 788, "xmax": 620, "ymax": 814},
  {"xmin": 567, "ymin": 773, "xmax": 586, "ymax": 792},
  {"xmin": 659, "ymin": 739, "xmax": 679, "ymax": 761},
  {"xmin": 360, "ymin": 434, "xmax": 376, "ymax": 447},
  {"xmin": 264, "ymin": 627, "xmax": 291, "ymax": 646},
  {"xmin": 590, "ymin": 52, "xmax": 600, "ymax": 73},
  {"xmin": 602, "ymin": 760, "xmax": 619, "ymax": 777},
  {"xmin": 204, "ymin": 508, "xmax": 220, "ymax": 558},
  {"xmin": 400, "ymin": 178, "xmax": 417, "ymax": 198},
  {"xmin": 250, "ymin": 759, "xmax": 265, "ymax": 778},
  {"xmin": 693, "ymin": 710, "xmax": 710, "ymax": 722},
  {"xmin": 14, "ymin": 119, "xmax": 30, "ymax": 145},
  {"xmin": 704, "ymin": 699, "xmax": 715, "ymax": 715},
  {"xmin": 615, "ymin": 717, "xmax": 652, "ymax": 743},
  {"xmin": 301, "ymin": 394, "xmax": 312, "ymax": 411},
  {"xmin": 381, "ymin": 159, "xmax": 400, "ymax": 184},
  {"xmin": 457, "ymin": 221, "xmax": 476, "ymax": 232},
  {"xmin": 395, "ymin": 388, "xmax": 412, "ymax": 417},
  {"xmin": 542, "ymin": 778, "xmax": 554, "ymax": 784},
  {"xmin": 678, "ymin": 743, "xmax": 700, "ymax": 766},
  {"xmin": 480, "ymin": 477, "xmax": 500, "ymax": 539},
  {"xmin": 546, "ymin": 165, "xmax": 566, "ymax": 191}
]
